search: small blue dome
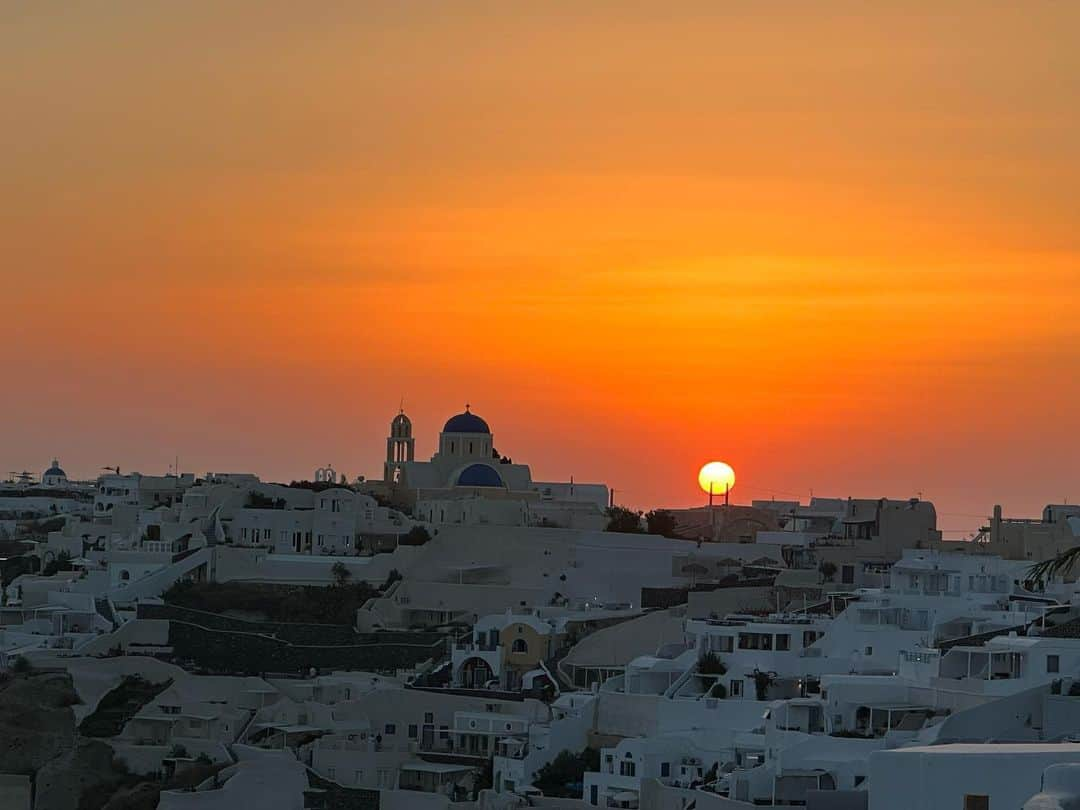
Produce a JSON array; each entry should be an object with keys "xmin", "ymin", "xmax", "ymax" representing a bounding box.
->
[
  {"xmin": 443, "ymin": 411, "xmax": 490, "ymax": 434},
  {"xmin": 456, "ymin": 464, "xmax": 504, "ymax": 488},
  {"xmin": 44, "ymin": 462, "xmax": 66, "ymax": 478}
]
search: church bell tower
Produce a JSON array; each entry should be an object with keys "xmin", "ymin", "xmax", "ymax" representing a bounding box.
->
[{"xmin": 385, "ymin": 409, "xmax": 415, "ymax": 483}]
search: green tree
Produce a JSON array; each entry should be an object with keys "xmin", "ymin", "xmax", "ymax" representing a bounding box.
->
[
  {"xmin": 331, "ymin": 562, "xmax": 351, "ymax": 587},
  {"xmin": 698, "ymin": 652, "xmax": 727, "ymax": 675},
  {"xmin": 42, "ymin": 550, "xmax": 73, "ymax": 577},
  {"xmin": 533, "ymin": 748, "xmax": 601, "ymax": 798},
  {"xmin": 645, "ymin": 509, "xmax": 679, "ymax": 538},
  {"xmin": 400, "ymin": 526, "xmax": 431, "ymax": 546},
  {"xmin": 752, "ymin": 669, "xmax": 776, "ymax": 701},
  {"xmin": 818, "ymin": 560, "xmax": 837, "ymax": 582},
  {"xmin": 605, "ymin": 506, "xmax": 644, "ymax": 534}
]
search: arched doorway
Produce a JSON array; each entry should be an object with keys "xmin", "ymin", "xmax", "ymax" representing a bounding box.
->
[{"xmin": 459, "ymin": 657, "xmax": 495, "ymax": 689}]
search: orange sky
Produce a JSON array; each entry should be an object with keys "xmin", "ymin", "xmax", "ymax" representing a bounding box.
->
[{"xmin": 4, "ymin": 2, "xmax": 1079, "ymax": 537}]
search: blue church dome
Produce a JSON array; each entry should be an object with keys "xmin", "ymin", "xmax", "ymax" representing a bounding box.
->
[
  {"xmin": 443, "ymin": 410, "xmax": 490, "ymax": 434},
  {"xmin": 43, "ymin": 460, "xmax": 66, "ymax": 478},
  {"xmin": 456, "ymin": 463, "xmax": 504, "ymax": 488}
]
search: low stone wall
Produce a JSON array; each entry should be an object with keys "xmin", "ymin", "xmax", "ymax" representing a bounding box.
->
[
  {"xmin": 139, "ymin": 603, "xmax": 358, "ymax": 645},
  {"xmin": 139, "ymin": 603, "xmax": 446, "ymax": 648},
  {"xmin": 165, "ymin": 620, "xmax": 445, "ymax": 676}
]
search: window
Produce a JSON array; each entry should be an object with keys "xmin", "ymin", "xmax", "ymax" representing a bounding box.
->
[
  {"xmin": 963, "ymin": 796, "xmax": 989, "ymax": 810},
  {"xmin": 660, "ymin": 762, "xmax": 670, "ymax": 778},
  {"xmin": 775, "ymin": 634, "xmax": 790, "ymax": 651},
  {"xmin": 408, "ymin": 724, "xmax": 418, "ymax": 739},
  {"xmin": 619, "ymin": 756, "xmax": 636, "ymax": 777},
  {"xmin": 730, "ymin": 679, "xmax": 743, "ymax": 697},
  {"xmin": 511, "ymin": 638, "xmax": 529, "ymax": 654},
  {"xmin": 864, "ymin": 646, "xmax": 873, "ymax": 656},
  {"xmin": 327, "ymin": 768, "xmax": 335, "ymax": 779},
  {"xmin": 802, "ymin": 631, "xmax": 822, "ymax": 648},
  {"xmin": 354, "ymin": 771, "xmax": 363, "ymax": 784},
  {"xmin": 1048, "ymin": 655, "xmax": 1060, "ymax": 673},
  {"xmin": 424, "ymin": 712, "xmax": 434, "ymax": 724},
  {"xmin": 384, "ymin": 723, "xmax": 396, "ymax": 735},
  {"xmin": 716, "ymin": 635, "xmax": 734, "ymax": 652},
  {"xmin": 738, "ymin": 633, "xmax": 773, "ymax": 651},
  {"xmin": 439, "ymin": 725, "xmax": 449, "ymax": 739}
]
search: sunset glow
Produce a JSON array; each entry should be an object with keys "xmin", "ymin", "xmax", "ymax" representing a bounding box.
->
[{"xmin": 4, "ymin": 3, "xmax": 1079, "ymax": 536}]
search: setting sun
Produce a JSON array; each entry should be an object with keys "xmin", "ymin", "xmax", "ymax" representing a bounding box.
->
[{"xmin": 698, "ymin": 461, "xmax": 736, "ymax": 497}]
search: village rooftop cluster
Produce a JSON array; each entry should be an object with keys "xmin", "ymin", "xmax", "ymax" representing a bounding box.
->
[{"xmin": 2, "ymin": 407, "xmax": 1080, "ymax": 810}]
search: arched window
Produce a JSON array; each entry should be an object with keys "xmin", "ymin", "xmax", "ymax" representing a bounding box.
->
[
  {"xmin": 119, "ymin": 570, "xmax": 130, "ymax": 582},
  {"xmin": 511, "ymin": 638, "xmax": 528, "ymax": 654}
]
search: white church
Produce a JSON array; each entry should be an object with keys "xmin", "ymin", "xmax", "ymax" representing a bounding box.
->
[{"xmin": 379, "ymin": 406, "xmax": 610, "ymax": 530}]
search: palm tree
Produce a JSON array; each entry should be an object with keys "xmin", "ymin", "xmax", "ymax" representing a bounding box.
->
[
  {"xmin": 331, "ymin": 561, "xmax": 351, "ymax": 587},
  {"xmin": 1028, "ymin": 548, "xmax": 1080, "ymax": 584}
]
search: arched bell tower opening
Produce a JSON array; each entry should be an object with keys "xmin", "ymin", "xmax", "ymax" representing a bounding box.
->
[{"xmin": 385, "ymin": 409, "xmax": 415, "ymax": 483}]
